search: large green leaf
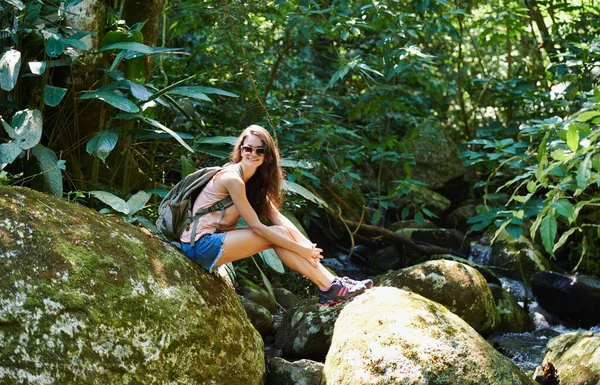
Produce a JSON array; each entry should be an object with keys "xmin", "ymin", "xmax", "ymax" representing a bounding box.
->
[
  {"xmin": 45, "ymin": 36, "xmax": 64, "ymax": 58},
  {"xmin": 167, "ymin": 87, "xmax": 212, "ymax": 102},
  {"xmin": 566, "ymin": 124, "xmax": 579, "ymax": 152},
  {"xmin": 134, "ymin": 129, "xmax": 193, "ymax": 141},
  {"xmin": 0, "ymin": 49, "xmax": 21, "ymax": 91},
  {"xmin": 195, "ymin": 136, "xmax": 237, "ymax": 145},
  {"xmin": 125, "ymin": 80, "xmax": 150, "ymax": 101},
  {"xmin": 86, "ymin": 130, "xmax": 119, "ymax": 163},
  {"xmin": 28, "ymin": 61, "xmax": 46, "ymax": 75},
  {"xmin": 576, "ymin": 153, "xmax": 592, "ymax": 190},
  {"xmin": 540, "ymin": 214, "xmax": 557, "ymax": 255},
  {"xmin": 0, "ymin": 142, "xmax": 22, "ymax": 166},
  {"xmin": 126, "ymin": 190, "xmax": 152, "ymax": 215},
  {"xmin": 4, "ymin": 0, "xmax": 25, "ymax": 10},
  {"xmin": 89, "ymin": 191, "xmax": 129, "ymax": 214},
  {"xmin": 194, "ymin": 145, "xmax": 231, "ymax": 158},
  {"xmin": 31, "ymin": 144, "xmax": 64, "ymax": 197},
  {"xmin": 550, "ymin": 199, "xmax": 574, "ymax": 221},
  {"xmin": 44, "ymin": 85, "xmax": 67, "ymax": 107},
  {"xmin": 258, "ymin": 248, "xmax": 285, "ymax": 274},
  {"xmin": 11, "ymin": 109, "xmax": 43, "ymax": 150},
  {"xmin": 577, "ymin": 110, "xmax": 600, "ymax": 122},
  {"xmin": 63, "ymin": 38, "xmax": 89, "ymax": 51},
  {"xmin": 553, "ymin": 227, "xmax": 579, "ymax": 252},
  {"xmin": 140, "ymin": 117, "xmax": 194, "ymax": 152},
  {"xmin": 191, "ymin": 86, "xmax": 238, "ymax": 98},
  {"xmin": 80, "ymin": 91, "xmax": 140, "ymax": 113},
  {"xmin": 281, "ymin": 180, "xmax": 328, "ymax": 207},
  {"xmin": 593, "ymin": 153, "xmax": 600, "ymax": 172},
  {"xmin": 98, "ymin": 42, "xmax": 153, "ymax": 54}
]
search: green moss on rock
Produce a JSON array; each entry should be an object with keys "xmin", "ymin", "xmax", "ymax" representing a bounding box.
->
[
  {"xmin": 323, "ymin": 287, "xmax": 536, "ymax": 385},
  {"xmin": 0, "ymin": 186, "xmax": 264, "ymax": 385}
]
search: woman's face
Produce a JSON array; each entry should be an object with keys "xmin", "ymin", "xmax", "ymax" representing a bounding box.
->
[{"xmin": 240, "ymin": 133, "xmax": 266, "ymax": 169}]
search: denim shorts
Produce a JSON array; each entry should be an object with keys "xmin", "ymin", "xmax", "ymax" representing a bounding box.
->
[{"xmin": 180, "ymin": 232, "xmax": 226, "ymax": 273}]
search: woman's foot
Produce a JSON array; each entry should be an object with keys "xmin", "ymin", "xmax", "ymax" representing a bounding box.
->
[{"xmin": 317, "ymin": 276, "xmax": 372, "ymax": 306}]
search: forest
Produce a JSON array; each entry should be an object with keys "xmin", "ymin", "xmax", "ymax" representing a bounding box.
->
[{"xmin": 1, "ymin": 0, "xmax": 600, "ymax": 281}]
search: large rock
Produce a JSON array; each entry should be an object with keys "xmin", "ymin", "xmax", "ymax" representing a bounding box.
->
[
  {"xmin": 322, "ymin": 287, "xmax": 537, "ymax": 385},
  {"xmin": 490, "ymin": 234, "xmax": 552, "ymax": 280},
  {"xmin": 0, "ymin": 187, "xmax": 264, "ymax": 385},
  {"xmin": 394, "ymin": 228, "xmax": 471, "ymax": 257},
  {"xmin": 531, "ymin": 271, "xmax": 600, "ymax": 327},
  {"xmin": 540, "ymin": 331, "xmax": 600, "ymax": 385},
  {"xmin": 274, "ymin": 301, "xmax": 344, "ymax": 361},
  {"xmin": 240, "ymin": 296, "xmax": 273, "ymax": 336},
  {"xmin": 374, "ymin": 260, "xmax": 500, "ymax": 335},
  {"xmin": 403, "ymin": 125, "xmax": 466, "ymax": 190},
  {"xmin": 267, "ymin": 357, "xmax": 323, "ymax": 385},
  {"xmin": 488, "ymin": 284, "xmax": 533, "ymax": 334}
]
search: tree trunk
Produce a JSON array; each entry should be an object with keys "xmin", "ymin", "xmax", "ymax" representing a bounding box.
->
[
  {"xmin": 122, "ymin": 0, "xmax": 166, "ymax": 79},
  {"xmin": 62, "ymin": 0, "xmax": 110, "ymax": 190},
  {"xmin": 525, "ymin": 0, "xmax": 558, "ymax": 61}
]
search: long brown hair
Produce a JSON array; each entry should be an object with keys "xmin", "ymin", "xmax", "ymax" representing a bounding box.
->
[{"xmin": 230, "ymin": 125, "xmax": 283, "ymax": 217}]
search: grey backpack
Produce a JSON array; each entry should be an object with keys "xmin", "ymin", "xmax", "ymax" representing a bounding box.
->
[{"xmin": 156, "ymin": 165, "xmax": 242, "ymax": 248}]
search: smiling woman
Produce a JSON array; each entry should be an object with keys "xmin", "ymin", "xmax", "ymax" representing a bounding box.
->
[{"xmin": 178, "ymin": 124, "xmax": 373, "ymax": 306}]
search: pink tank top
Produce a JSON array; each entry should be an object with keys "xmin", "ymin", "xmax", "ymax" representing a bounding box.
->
[{"xmin": 180, "ymin": 168, "xmax": 241, "ymax": 243}]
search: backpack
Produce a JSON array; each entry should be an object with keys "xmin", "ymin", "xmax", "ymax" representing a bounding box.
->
[{"xmin": 156, "ymin": 165, "xmax": 242, "ymax": 248}]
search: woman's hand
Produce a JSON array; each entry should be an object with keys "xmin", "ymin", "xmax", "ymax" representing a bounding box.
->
[{"xmin": 298, "ymin": 243, "xmax": 323, "ymax": 267}]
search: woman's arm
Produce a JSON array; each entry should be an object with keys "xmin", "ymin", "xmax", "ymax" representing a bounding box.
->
[
  {"xmin": 219, "ymin": 172, "xmax": 320, "ymax": 262},
  {"xmin": 267, "ymin": 202, "xmax": 315, "ymax": 246}
]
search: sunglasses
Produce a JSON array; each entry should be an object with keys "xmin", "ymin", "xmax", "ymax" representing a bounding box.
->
[{"xmin": 241, "ymin": 145, "xmax": 266, "ymax": 157}]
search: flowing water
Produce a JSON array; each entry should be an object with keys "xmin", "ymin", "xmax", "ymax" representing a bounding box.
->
[
  {"xmin": 324, "ymin": 241, "xmax": 598, "ymax": 374},
  {"xmin": 470, "ymin": 242, "xmax": 600, "ymax": 373}
]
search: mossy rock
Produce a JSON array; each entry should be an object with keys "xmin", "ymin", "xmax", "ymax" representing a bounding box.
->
[
  {"xmin": 374, "ymin": 260, "xmax": 500, "ymax": 336},
  {"xmin": 0, "ymin": 186, "xmax": 264, "ymax": 385},
  {"xmin": 274, "ymin": 300, "xmax": 345, "ymax": 361},
  {"xmin": 489, "ymin": 284, "xmax": 533, "ymax": 334},
  {"xmin": 323, "ymin": 287, "xmax": 536, "ymax": 385},
  {"xmin": 541, "ymin": 331, "xmax": 600, "ymax": 385}
]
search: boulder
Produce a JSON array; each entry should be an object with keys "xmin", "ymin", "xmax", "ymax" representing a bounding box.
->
[
  {"xmin": 374, "ymin": 260, "xmax": 500, "ymax": 335},
  {"xmin": 488, "ymin": 284, "xmax": 533, "ymax": 334},
  {"xmin": 0, "ymin": 186, "xmax": 264, "ymax": 385},
  {"xmin": 391, "ymin": 184, "xmax": 451, "ymax": 216},
  {"xmin": 274, "ymin": 301, "xmax": 344, "ymax": 361},
  {"xmin": 445, "ymin": 201, "xmax": 479, "ymax": 233},
  {"xmin": 322, "ymin": 287, "xmax": 536, "ymax": 385},
  {"xmin": 267, "ymin": 357, "xmax": 323, "ymax": 385},
  {"xmin": 531, "ymin": 271, "xmax": 600, "ymax": 327},
  {"xmin": 431, "ymin": 254, "xmax": 502, "ymax": 285},
  {"xmin": 395, "ymin": 228, "xmax": 471, "ymax": 257},
  {"xmin": 273, "ymin": 287, "xmax": 300, "ymax": 312},
  {"xmin": 239, "ymin": 277, "xmax": 277, "ymax": 314},
  {"xmin": 490, "ymin": 234, "xmax": 552, "ymax": 280},
  {"xmin": 240, "ymin": 296, "xmax": 273, "ymax": 336},
  {"xmin": 403, "ymin": 125, "xmax": 467, "ymax": 190},
  {"xmin": 540, "ymin": 331, "xmax": 600, "ymax": 385}
]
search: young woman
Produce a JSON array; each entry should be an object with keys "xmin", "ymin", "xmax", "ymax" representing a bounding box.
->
[{"xmin": 180, "ymin": 124, "xmax": 372, "ymax": 306}]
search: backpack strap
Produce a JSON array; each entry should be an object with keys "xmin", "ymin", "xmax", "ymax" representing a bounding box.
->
[{"xmin": 189, "ymin": 164, "xmax": 244, "ymax": 247}]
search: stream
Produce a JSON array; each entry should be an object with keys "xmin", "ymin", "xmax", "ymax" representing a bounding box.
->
[
  {"xmin": 323, "ymin": 241, "xmax": 600, "ymax": 375},
  {"xmin": 470, "ymin": 242, "xmax": 600, "ymax": 374}
]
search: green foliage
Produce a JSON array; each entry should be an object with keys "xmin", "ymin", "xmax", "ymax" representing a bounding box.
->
[
  {"xmin": 2, "ymin": 0, "xmax": 600, "ymax": 275},
  {"xmin": 89, "ymin": 189, "xmax": 157, "ymax": 230}
]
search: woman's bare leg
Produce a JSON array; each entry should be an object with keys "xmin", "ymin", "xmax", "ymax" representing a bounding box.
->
[{"xmin": 217, "ymin": 226, "xmax": 334, "ymax": 290}]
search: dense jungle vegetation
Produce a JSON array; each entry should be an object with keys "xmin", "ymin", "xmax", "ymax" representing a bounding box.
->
[{"xmin": 1, "ymin": 0, "xmax": 600, "ymax": 278}]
